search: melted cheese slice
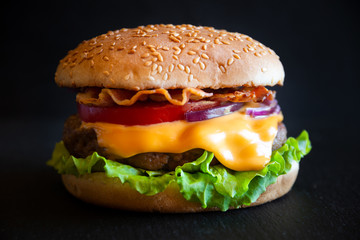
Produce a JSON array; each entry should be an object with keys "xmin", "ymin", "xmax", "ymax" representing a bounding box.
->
[{"xmin": 82, "ymin": 112, "xmax": 283, "ymax": 171}]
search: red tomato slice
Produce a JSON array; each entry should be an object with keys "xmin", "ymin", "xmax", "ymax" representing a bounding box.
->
[{"xmin": 78, "ymin": 101, "xmax": 220, "ymax": 126}]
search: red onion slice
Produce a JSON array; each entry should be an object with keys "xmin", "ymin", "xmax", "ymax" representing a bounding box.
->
[
  {"xmin": 245, "ymin": 100, "xmax": 281, "ymax": 118},
  {"xmin": 185, "ymin": 102, "xmax": 244, "ymax": 122},
  {"xmin": 185, "ymin": 100, "xmax": 281, "ymax": 122}
]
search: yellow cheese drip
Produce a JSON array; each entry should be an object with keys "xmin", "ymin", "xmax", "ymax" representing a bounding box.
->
[{"xmin": 82, "ymin": 112, "xmax": 283, "ymax": 171}]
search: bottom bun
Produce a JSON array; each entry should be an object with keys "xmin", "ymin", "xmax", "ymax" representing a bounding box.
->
[{"xmin": 62, "ymin": 162, "xmax": 299, "ymax": 212}]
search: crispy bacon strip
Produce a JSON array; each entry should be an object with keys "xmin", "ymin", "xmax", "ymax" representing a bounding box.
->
[
  {"xmin": 209, "ymin": 86, "xmax": 274, "ymax": 103},
  {"xmin": 76, "ymin": 88, "xmax": 213, "ymax": 106},
  {"xmin": 76, "ymin": 86, "xmax": 274, "ymax": 107}
]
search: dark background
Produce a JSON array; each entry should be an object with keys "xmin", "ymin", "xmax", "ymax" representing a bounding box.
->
[{"xmin": 1, "ymin": 0, "xmax": 359, "ymax": 239}]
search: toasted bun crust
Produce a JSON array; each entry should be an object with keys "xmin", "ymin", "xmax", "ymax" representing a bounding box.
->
[
  {"xmin": 55, "ymin": 24, "xmax": 284, "ymax": 90},
  {"xmin": 61, "ymin": 162, "xmax": 298, "ymax": 212}
]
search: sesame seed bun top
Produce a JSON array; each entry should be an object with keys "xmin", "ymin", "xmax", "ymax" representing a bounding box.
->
[{"xmin": 55, "ymin": 24, "xmax": 284, "ymax": 90}]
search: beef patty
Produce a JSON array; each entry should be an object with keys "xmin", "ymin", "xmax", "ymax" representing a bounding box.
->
[{"xmin": 63, "ymin": 115, "xmax": 287, "ymax": 171}]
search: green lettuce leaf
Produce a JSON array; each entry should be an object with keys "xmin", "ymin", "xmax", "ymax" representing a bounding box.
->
[{"xmin": 47, "ymin": 130, "xmax": 311, "ymax": 211}]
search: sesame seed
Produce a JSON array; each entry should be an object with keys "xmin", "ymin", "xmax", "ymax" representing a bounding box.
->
[
  {"xmin": 201, "ymin": 53, "xmax": 209, "ymax": 59},
  {"xmin": 98, "ymin": 34, "xmax": 107, "ymax": 40},
  {"xmin": 243, "ymin": 48, "xmax": 249, "ymax": 53},
  {"xmin": 163, "ymin": 73, "xmax": 169, "ymax": 80},
  {"xmin": 180, "ymin": 43, "xmax": 185, "ymax": 49},
  {"xmin": 233, "ymin": 54, "xmax": 240, "ymax": 59},
  {"xmin": 142, "ymin": 41, "xmax": 147, "ymax": 46},
  {"xmin": 221, "ymin": 40, "xmax": 230, "ymax": 45},
  {"xmin": 188, "ymin": 74, "xmax": 193, "ymax": 81},
  {"xmin": 128, "ymin": 49, "xmax": 136, "ymax": 54},
  {"xmin": 202, "ymin": 45, "xmax": 207, "ymax": 50},
  {"xmin": 162, "ymin": 46, "xmax": 170, "ymax": 51},
  {"xmin": 141, "ymin": 53, "xmax": 150, "ymax": 58},
  {"xmin": 174, "ymin": 49, "xmax": 181, "ymax": 55},
  {"xmin": 103, "ymin": 56, "xmax": 110, "ymax": 61},
  {"xmin": 254, "ymin": 52, "xmax": 261, "ymax": 57},
  {"xmin": 152, "ymin": 57, "xmax": 158, "ymax": 62},
  {"xmin": 199, "ymin": 61, "xmax": 206, "ymax": 70},
  {"xmin": 178, "ymin": 64, "xmax": 185, "ymax": 71},
  {"xmin": 233, "ymin": 49, "xmax": 241, "ymax": 54},
  {"xmin": 157, "ymin": 54, "xmax": 164, "ymax": 62},
  {"xmin": 151, "ymin": 52, "xmax": 160, "ymax": 56},
  {"xmin": 173, "ymin": 55, "xmax": 178, "ymax": 60},
  {"xmin": 193, "ymin": 56, "xmax": 200, "ymax": 64},
  {"xmin": 214, "ymin": 39, "xmax": 221, "ymax": 44},
  {"xmin": 152, "ymin": 64, "xmax": 158, "ymax": 71},
  {"xmin": 169, "ymin": 64, "xmax": 175, "ymax": 72},
  {"xmin": 158, "ymin": 65, "xmax": 163, "ymax": 73},
  {"xmin": 219, "ymin": 65, "xmax": 226, "ymax": 73},
  {"xmin": 144, "ymin": 61, "xmax": 152, "ymax": 66},
  {"xmin": 261, "ymin": 67, "xmax": 268, "ymax": 72},
  {"xmin": 227, "ymin": 58, "xmax": 234, "ymax": 65},
  {"xmin": 185, "ymin": 66, "xmax": 190, "ymax": 74},
  {"xmin": 147, "ymin": 45, "xmax": 156, "ymax": 48},
  {"xmin": 169, "ymin": 35, "xmax": 181, "ymax": 43},
  {"xmin": 188, "ymin": 50, "xmax": 196, "ymax": 55},
  {"xmin": 150, "ymin": 47, "xmax": 156, "ymax": 52},
  {"xmin": 103, "ymin": 71, "xmax": 110, "ymax": 76}
]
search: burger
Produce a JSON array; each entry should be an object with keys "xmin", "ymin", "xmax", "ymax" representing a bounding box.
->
[{"xmin": 48, "ymin": 24, "xmax": 311, "ymax": 212}]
